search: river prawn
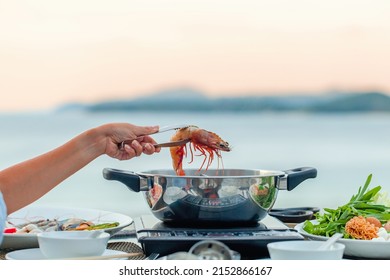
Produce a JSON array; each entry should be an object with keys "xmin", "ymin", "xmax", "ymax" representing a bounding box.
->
[{"xmin": 169, "ymin": 125, "xmax": 231, "ymax": 176}]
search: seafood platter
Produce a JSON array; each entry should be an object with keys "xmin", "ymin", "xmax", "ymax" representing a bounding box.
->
[
  {"xmin": 1, "ymin": 205, "xmax": 133, "ymax": 249},
  {"xmin": 104, "ymin": 125, "xmax": 318, "ymax": 259}
]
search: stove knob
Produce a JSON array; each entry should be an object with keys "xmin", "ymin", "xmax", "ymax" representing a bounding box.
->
[{"xmin": 189, "ymin": 240, "xmax": 234, "ymax": 260}]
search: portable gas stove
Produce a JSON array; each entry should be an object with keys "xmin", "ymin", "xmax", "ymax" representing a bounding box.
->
[{"xmin": 134, "ymin": 215, "xmax": 304, "ymax": 259}]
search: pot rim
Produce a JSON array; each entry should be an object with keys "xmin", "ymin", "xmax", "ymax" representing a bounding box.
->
[{"xmin": 135, "ymin": 168, "xmax": 285, "ymax": 179}]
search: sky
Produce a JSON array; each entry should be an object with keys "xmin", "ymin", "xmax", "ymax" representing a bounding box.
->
[{"xmin": 1, "ymin": 0, "xmax": 390, "ymax": 111}]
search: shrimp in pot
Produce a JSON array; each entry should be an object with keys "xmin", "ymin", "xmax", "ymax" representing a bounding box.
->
[{"xmin": 169, "ymin": 125, "xmax": 231, "ymax": 176}]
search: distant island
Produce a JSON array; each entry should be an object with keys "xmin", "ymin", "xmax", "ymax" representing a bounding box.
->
[{"xmin": 57, "ymin": 88, "xmax": 390, "ymax": 113}]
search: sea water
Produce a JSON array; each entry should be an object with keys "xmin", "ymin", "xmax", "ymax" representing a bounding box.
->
[{"xmin": 1, "ymin": 110, "xmax": 389, "ymax": 218}]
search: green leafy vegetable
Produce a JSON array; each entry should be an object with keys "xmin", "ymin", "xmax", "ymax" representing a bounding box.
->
[
  {"xmin": 303, "ymin": 174, "xmax": 390, "ymax": 238},
  {"xmin": 86, "ymin": 222, "xmax": 120, "ymax": 230}
]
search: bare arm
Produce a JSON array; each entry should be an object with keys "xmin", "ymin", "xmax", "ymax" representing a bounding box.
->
[{"xmin": 0, "ymin": 123, "xmax": 160, "ymax": 214}]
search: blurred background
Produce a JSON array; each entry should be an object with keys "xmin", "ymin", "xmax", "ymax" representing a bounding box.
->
[{"xmin": 1, "ymin": 0, "xmax": 389, "ymax": 218}]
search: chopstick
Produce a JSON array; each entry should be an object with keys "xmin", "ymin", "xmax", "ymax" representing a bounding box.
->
[
  {"xmin": 120, "ymin": 139, "xmax": 190, "ymax": 149},
  {"xmin": 64, "ymin": 252, "xmax": 144, "ymax": 260},
  {"xmin": 153, "ymin": 139, "xmax": 190, "ymax": 148}
]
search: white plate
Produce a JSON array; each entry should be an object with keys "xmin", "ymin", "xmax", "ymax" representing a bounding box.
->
[
  {"xmin": 295, "ymin": 222, "xmax": 390, "ymax": 259},
  {"xmin": 5, "ymin": 248, "xmax": 127, "ymax": 260},
  {"xmin": 1, "ymin": 205, "xmax": 133, "ymax": 250}
]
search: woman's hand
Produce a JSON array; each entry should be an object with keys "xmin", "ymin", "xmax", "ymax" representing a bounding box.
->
[{"xmin": 99, "ymin": 123, "xmax": 161, "ymax": 160}]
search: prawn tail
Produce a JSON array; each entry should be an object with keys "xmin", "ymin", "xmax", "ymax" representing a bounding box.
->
[
  {"xmin": 176, "ymin": 169, "xmax": 186, "ymax": 176},
  {"xmin": 170, "ymin": 146, "xmax": 186, "ymax": 176}
]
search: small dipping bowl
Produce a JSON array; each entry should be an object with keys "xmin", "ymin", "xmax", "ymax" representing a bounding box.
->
[
  {"xmin": 267, "ymin": 240, "xmax": 345, "ymax": 260},
  {"xmin": 37, "ymin": 231, "xmax": 110, "ymax": 259}
]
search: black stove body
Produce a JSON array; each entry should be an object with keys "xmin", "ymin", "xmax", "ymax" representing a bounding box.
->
[{"xmin": 134, "ymin": 215, "xmax": 304, "ymax": 259}]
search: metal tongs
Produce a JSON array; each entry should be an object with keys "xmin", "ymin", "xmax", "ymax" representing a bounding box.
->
[{"xmin": 118, "ymin": 124, "xmax": 191, "ymax": 150}]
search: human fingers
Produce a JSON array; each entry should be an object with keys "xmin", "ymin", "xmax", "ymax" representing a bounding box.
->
[
  {"xmin": 123, "ymin": 142, "xmax": 158, "ymax": 158},
  {"xmin": 142, "ymin": 143, "xmax": 160, "ymax": 155},
  {"xmin": 129, "ymin": 140, "xmax": 143, "ymax": 157},
  {"xmin": 139, "ymin": 135, "xmax": 161, "ymax": 153},
  {"xmin": 122, "ymin": 144, "xmax": 137, "ymax": 159}
]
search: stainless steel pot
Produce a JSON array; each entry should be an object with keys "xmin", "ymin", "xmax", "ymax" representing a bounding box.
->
[{"xmin": 103, "ymin": 167, "xmax": 317, "ymax": 225}]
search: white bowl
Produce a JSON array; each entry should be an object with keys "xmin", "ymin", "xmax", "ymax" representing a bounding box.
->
[
  {"xmin": 267, "ymin": 240, "xmax": 345, "ymax": 260},
  {"xmin": 37, "ymin": 231, "xmax": 110, "ymax": 259}
]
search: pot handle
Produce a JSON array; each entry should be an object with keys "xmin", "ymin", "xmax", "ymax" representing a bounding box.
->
[
  {"xmin": 102, "ymin": 168, "xmax": 149, "ymax": 192},
  {"xmin": 283, "ymin": 167, "xmax": 317, "ymax": 191}
]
